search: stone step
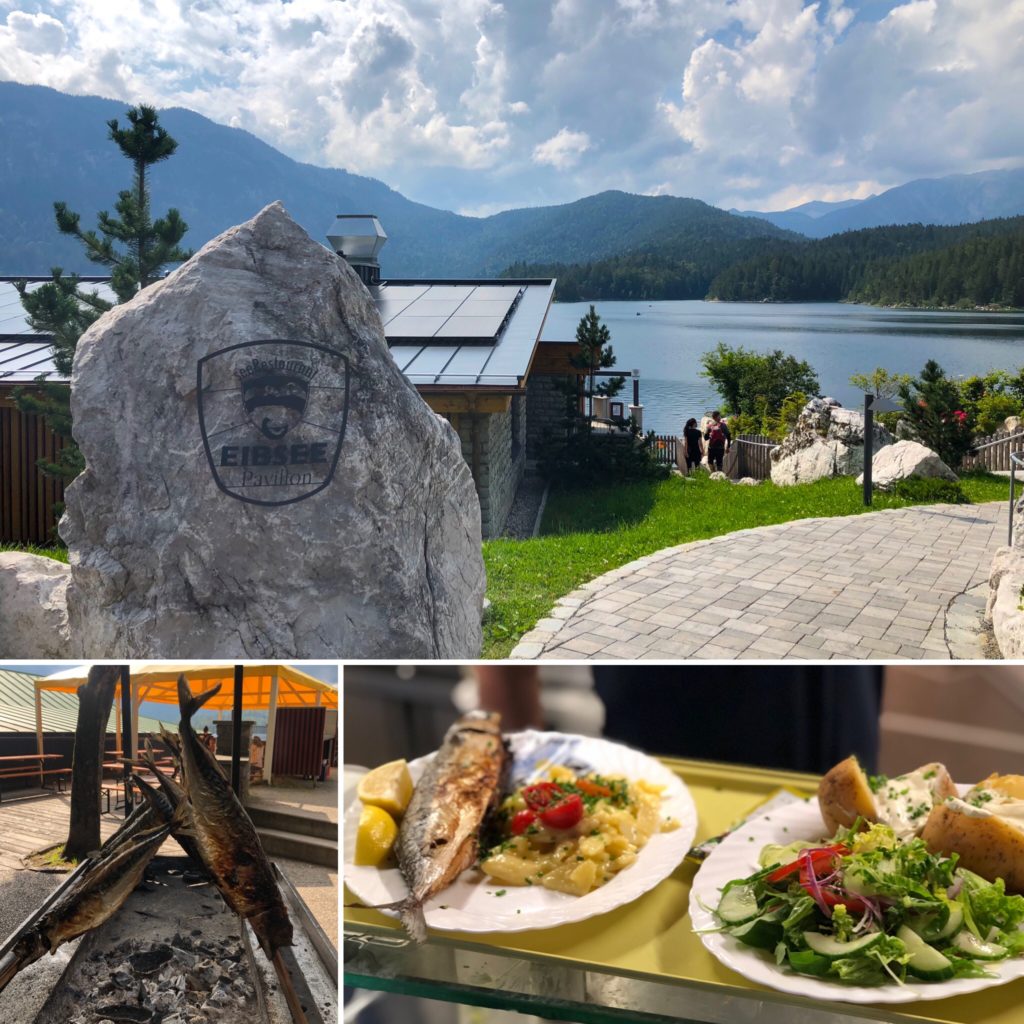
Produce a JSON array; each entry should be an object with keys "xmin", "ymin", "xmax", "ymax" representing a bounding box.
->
[
  {"xmin": 247, "ymin": 804, "xmax": 337, "ymax": 841},
  {"xmin": 258, "ymin": 826, "xmax": 338, "ymax": 867}
]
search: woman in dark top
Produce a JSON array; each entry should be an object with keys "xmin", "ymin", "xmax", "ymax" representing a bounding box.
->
[{"xmin": 682, "ymin": 417, "xmax": 704, "ymax": 472}]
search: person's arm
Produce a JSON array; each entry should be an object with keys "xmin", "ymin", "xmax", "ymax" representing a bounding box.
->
[
  {"xmin": 723, "ymin": 421, "xmax": 732, "ymax": 450},
  {"xmin": 474, "ymin": 665, "xmax": 543, "ymax": 729}
]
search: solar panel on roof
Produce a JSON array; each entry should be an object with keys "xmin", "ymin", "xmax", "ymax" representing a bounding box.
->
[
  {"xmin": 385, "ymin": 314, "xmax": 450, "ymax": 337},
  {"xmin": 435, "ymin": 315, "xmax": 508, "ymax": 340}
]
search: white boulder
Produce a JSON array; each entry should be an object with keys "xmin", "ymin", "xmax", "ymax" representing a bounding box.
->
[
  {"xmin": 0, "ymin": 552, "xmax": 71, "ymax": 657},
  {"xmin": 855, "ymin": 440, "xmax": 958, "ymax": 490}
]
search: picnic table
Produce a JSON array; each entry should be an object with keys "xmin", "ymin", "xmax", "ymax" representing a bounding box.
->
[{"xmin": 0, "ymin": 753, "xmax": 68, "ymax": 801}]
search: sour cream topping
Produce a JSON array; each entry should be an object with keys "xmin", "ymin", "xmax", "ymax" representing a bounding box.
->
[
  {"xmin": 874, "ymin": 763, "xmax": 947, "ymax": 839},
  {"xmin": 947, "ymin": 789, "xmax": 1024, "ymax": 834}
]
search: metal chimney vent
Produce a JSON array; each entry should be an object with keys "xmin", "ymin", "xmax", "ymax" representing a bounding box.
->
[{"xmin": 326, "ymin": 214, "xmax": 387, "ymax": 286}]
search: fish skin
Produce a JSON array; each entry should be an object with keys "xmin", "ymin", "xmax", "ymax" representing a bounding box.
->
[
  {"xmin": 176, "ymin": 675, "xmax": 293, "ymax": 958},
  {"xmin": 394, "ymin": 711, "xmax": 509, "ymax": 941},
  {"xmin": 0, "ymin": 819, "xmax": 173, "ymax": 993},
  {"xmin": 135, "ymin": 742, "xmax": 206, "ymax": 867}
]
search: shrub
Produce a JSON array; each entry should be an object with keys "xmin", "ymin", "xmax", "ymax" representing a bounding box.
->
[{"xmin": 890, "ymin": 477, "xmax": 966, "ymax": 504}]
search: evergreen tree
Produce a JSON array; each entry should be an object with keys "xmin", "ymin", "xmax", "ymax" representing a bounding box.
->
[
  {"xmin": 15, "ymin": 105, "xmax": 192, "ymax": 492},
  {"xmin": 898, "ymin": 360, "xmax": 974, "ymax": 468},
  {"xmin": 570, "ymin": 305, "xmax": 625, "ymax": 428}
]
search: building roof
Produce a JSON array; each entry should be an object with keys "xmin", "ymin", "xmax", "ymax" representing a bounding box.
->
[
  {"xmin": 39, "ymin": 663, "xmax": 339, "ymax": 710},
  {"xmin": 0, "ymin": 275, "xmax": 555, "ymax": 391},
  {"xmin": 0, "ymin": 278, "xmax": 115, "ymax": 382},
  {"xmin": 379, "ymin": 279, "xmax": 554, "ymax": 389},
  {"xmin": 0, "ymin": 668, "xmax": 165, "ymax": 735}
]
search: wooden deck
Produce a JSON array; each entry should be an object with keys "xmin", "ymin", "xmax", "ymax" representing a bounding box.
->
[{"xmin": 0, "ymin": 790, "xmax": 123, "ymax": 870}]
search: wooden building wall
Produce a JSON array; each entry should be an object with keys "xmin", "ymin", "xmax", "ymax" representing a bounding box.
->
[{"xmin": 0, "ymin": 390, "xmax": 66, "ymax": 545}]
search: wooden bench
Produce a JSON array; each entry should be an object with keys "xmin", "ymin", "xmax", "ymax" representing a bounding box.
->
[{"xmin": 0, "ymin": 767, "xmax": 72, "ymax": 801}]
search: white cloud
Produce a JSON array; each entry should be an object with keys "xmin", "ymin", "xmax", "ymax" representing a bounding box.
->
[
  {"xmin": 0, "ymin": 1, "xmax": 1021, "ymax": 214},
  {"xmin": 533, "ymin": 128, "xmax": 591, "ymax": 169},
  {"xmin": 6, "ymin": 10, "xmax": 66, "ymax": 55}
]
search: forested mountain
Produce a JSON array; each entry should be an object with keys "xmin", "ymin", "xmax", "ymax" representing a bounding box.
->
[
  {"xmin": 0, "ymin": 82, "xmax": 792, "ymax": 278},
  {"xmin": 735, "ymin": 168, "xmax": 1024, "ymax": 238},
  {"xmin": 706, "ymin": 217, "xmax": 1024, "ymax": 304},
  {"xmin": 506, "ymin": 217, "xmax": 1024, "ymax": 306},
  {"xmin": 849, "ymin": 229, "xmax": 1024, "ymax": 308}
]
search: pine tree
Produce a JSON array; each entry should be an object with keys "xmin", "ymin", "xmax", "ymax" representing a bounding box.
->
[
  {"xmin": 569, "ymin": 305, "xmax": 625, "ymax": 429},
  {"xmin": 898, "ymin": 360, "xmax": 974, "ymax": 468},
  {"xmin": 14, "ymin": 105, "xmax": 192, "ymax": 492}
]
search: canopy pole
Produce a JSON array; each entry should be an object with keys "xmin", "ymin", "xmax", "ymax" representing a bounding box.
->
[
  {"xmin": 121, "ymin": 667, "xmax": 134, "ymax": 817},
  {"xmin": 34, "ymin": 683, "xmax": 43, "ymax": 785},
  {"xmin": 231, "ymin": 665, "xmax": 243, "ymax": 798},
  {"xmin": 265, "ymin": 671, "xmax": 280, "ymax": 787}
]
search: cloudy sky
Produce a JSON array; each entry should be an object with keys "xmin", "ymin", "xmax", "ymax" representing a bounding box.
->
[{"xmin": 1, "ymin": 0, "xmax": 1021, "ymax": 216}]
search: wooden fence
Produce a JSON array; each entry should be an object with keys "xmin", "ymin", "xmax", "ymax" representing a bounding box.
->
[
  {"xmin": 962, "ymin": 428, "xmax": 1024, "ymax": 473},
  {"xmin": 0, "ymin": 394, "xmax": 66, "ymax": 545},
  {"xmin": 731, "ymin": 434, "xmax": 775, "ymax": 480},
  {"xmin": 652, "ymin": 434, "xmax": 678, "ymax": 465}
]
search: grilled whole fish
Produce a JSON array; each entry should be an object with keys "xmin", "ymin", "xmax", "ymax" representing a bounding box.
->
[
  {"xmin": 176, "ymin": 676, "xmax": 293, "ymax": 958},
  {"xmin": 133, "ymin": 740, "xmax": 206, "ymax": 868},
  {"xmin": 390, "ymin": 711, "xmax": 509, "ymax": 941},
  {"xmin": 0, "ymin": 818, "xmax": 172, "ymax": 993}
]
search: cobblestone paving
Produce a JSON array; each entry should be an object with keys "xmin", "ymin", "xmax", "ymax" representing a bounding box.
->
[{"xmin": 510, "ymin": 502, "xmax": 1006, "ymax": 661}]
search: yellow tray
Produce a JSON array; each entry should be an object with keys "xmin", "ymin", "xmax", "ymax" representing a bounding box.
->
[{"xmin": 344, "ymin": 757, "xmax": 1024, "ymax": 1024}]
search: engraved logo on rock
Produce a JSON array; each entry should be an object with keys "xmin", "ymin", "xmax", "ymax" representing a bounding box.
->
[{"xmin": 198, "ymin": 339, "xmax": 349, "ymax": 506}]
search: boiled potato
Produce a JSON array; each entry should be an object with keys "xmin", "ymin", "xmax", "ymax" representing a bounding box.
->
[
  {"xmin": 818, "ymin": 755, "xmax": 877, "ymax": 834},
  {"xmin": 920, "ymin": 775, "xmax": 1024, "ymax": 894}
]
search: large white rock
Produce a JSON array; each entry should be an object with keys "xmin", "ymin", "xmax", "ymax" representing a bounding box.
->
[
  {"xmin": 770, "ymin": 437, "xmax": 862, "ymax": 485},
  {"xmin": 0, "ymin": 552, "xmax": 71, "ymax": 657},
  {"xmin": 855, "ymin": 440, "xmax": 958, "ymax": 490},
  {"xmin": 60, "ymin": 202, "xmax": 485, "ymax": 658},
  {"xmin": 987, "ymin": 547, "xmax": 1024, "ymax": 658}
]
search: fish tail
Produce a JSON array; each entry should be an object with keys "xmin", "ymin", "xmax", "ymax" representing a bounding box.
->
[
  {"xmin": 400, "ymin": 900, "xmax": 428, "ymax": 943},
  {"xmin": 345, "ymin": 896, "xmax": 427, "ymax": 943},
  {"xmin": 177, "ymin": 675, "xmax": 221, "ymax": 720}
]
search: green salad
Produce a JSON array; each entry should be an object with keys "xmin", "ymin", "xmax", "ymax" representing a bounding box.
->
[{"xmin": 713, "ymin": 822, "xmax": 1024, "ymax": 986}]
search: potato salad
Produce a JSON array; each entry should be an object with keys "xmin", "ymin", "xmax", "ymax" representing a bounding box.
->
[{"xmin": 480, "ymin": 765, "xmax": 679, "ymax": 896}]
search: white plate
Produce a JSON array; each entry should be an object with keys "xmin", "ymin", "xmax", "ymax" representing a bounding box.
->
[
  {"xmin": 344, "ymin": 730, "xmax": 697, "ymax": 934},
  {"xmin": 689, "ymin": 797, "xmax": 1024, "ymax": 1004}
]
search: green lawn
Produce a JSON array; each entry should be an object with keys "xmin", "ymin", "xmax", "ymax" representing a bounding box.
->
[
  {"xmin": 481, "ymin": 471, "xmax": 1009, "ymax": 658},
  {"xmin": 0, "ymin": 542, "xmax": 68, "ymax": 562}
]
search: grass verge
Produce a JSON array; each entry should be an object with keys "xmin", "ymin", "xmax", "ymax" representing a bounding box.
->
[
  {"xmin": 481, "ymin": 471, "xmax": 1008, "ymax": 658},
  {"xmin": 0, "ymin": 543, "xmax": 68, "ymax": 562}
]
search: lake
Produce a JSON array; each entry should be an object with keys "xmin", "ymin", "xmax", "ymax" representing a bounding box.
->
[{"xmin": 540, "ymin": 301, "xmax": 1024, "ymax": 434}]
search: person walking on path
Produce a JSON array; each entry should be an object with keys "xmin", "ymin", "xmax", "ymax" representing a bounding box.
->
[
  {"xmin": 704, "ymin": 410, "xmax": 731, "ymax": 472},
  {"xmin": 682, "ymin": 417, "xmax": 704, "ymax": 473}
]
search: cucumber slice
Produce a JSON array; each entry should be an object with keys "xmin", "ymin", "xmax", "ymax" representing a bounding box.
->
[
  {"xmin": 906, "ymin": 901, "xmax": 951, "ymax": 942},
  {"xmin": 803, "ymin": 930, "xmax": 885, "ymax": 961},
  {"xmin": 952, "ymin": 930, "xmax": 1008, "ymax": 960},
  {"xmin": 897, "ymin": 924, "xmax": 955, "ymax": 981},
  {"xmin": 730, "ymin": 914, "xmax": 784, "ymax": 950},
  {"xmin": 933, "ymin": 901, "xmax": 964, "ymax": 941},
  {"xmin": 718, "ymin": 884, "xmax": 760, "ymax": 924}
]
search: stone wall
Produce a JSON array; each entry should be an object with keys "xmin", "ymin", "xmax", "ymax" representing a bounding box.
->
[
  {"xmin": 526, "ymin": 373, "xmax": 572, "ymax": 463},
  {"xmin": 448, "ymin": 399, "xmax": 526, "ymax": 538}
]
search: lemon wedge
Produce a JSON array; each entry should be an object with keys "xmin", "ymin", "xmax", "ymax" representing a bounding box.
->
[
  {"xmin": 354, "ymin": 805, "xmax": 399, "ymax": 866},
  {"xmin": 357, "ymin": 759, "xmax": 414, "ymax": 817}
]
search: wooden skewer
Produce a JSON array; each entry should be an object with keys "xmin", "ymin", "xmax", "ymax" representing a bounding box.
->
[{"xmin": 272, "ymin": 948, "xmax": 309, "ymax": 1024}]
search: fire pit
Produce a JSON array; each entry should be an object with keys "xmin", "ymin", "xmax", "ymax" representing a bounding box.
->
[{"xmin": 1, "ymin": 857, "xmax": 336, "ymax": 1024}]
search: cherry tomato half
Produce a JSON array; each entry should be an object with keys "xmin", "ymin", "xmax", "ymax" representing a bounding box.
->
[
  {"xmin": 539, "ymin": 793, "xmax": 584, "ymax": 830},
  {"xmin": 522, "ymin": 782, "xmax": 563, "ymax": 810},
  {"xmin": 510, "ymin": 809, "xmax": 537, "ymax": 835}
]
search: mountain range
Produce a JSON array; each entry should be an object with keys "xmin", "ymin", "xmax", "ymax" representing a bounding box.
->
[
  {"xmin": 733, "ymin": 167, "xmax": 1024, "ymax": 238},
  {"xmin": 1, "ymin": 81, "xmax": 1022, "ymax": 280}
]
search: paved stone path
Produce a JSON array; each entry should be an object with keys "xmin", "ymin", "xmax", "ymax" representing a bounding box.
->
[{"xmin": 510, "ymin": 502, "xmax": 1006, "ymax": 661}]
